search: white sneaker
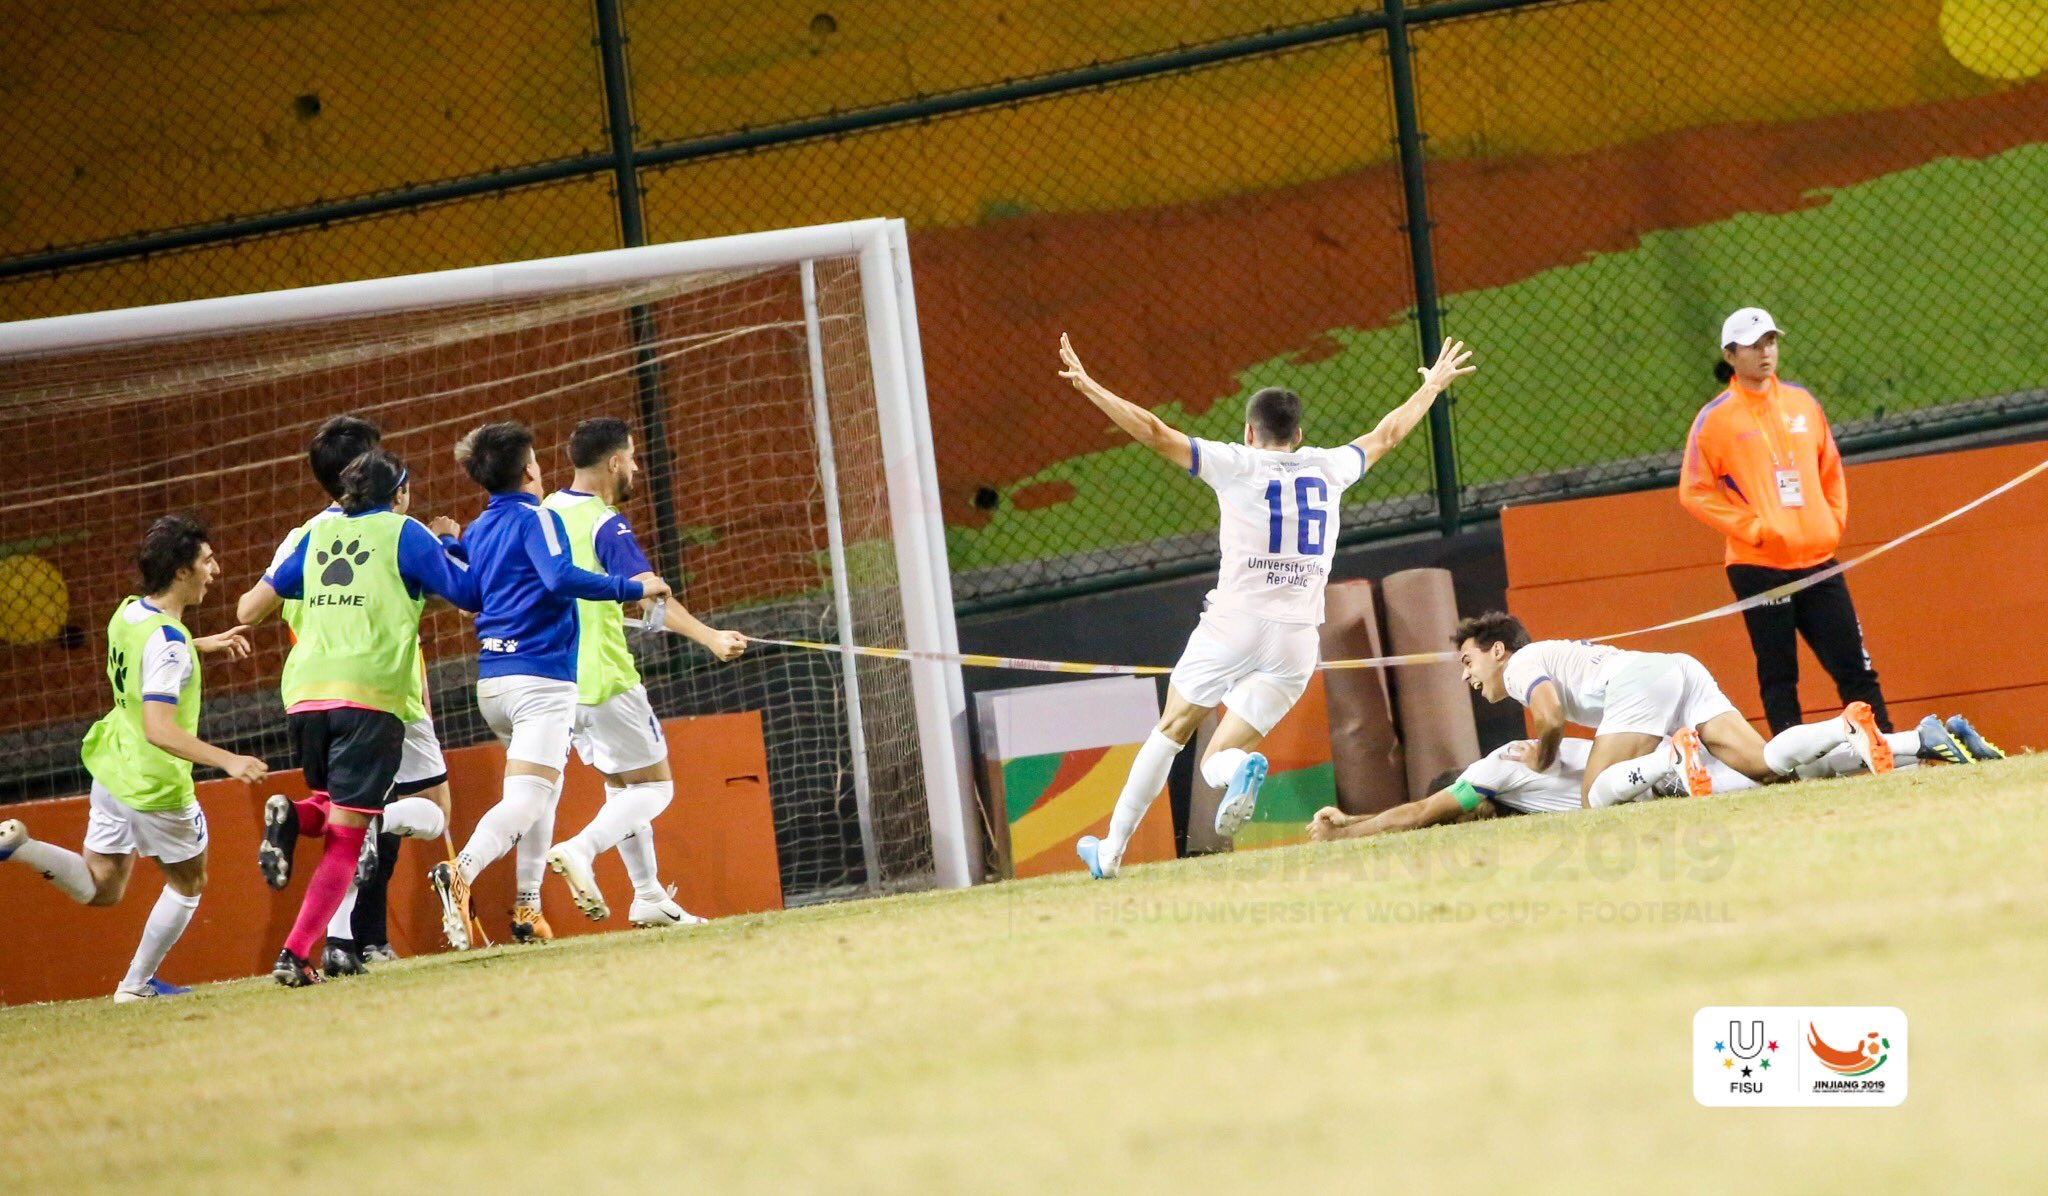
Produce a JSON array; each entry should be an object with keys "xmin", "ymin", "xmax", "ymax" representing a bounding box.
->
[
  {"xmin": 629, "ymin": 887, "xmax": 707, "ymax": 928},
  {"xmin": 545, "ymin": 842, "xmax": 610, "ymax": 921},
  {"xmin": 0, "ymin": 819, "xmax": 26, "ymax": 862}
]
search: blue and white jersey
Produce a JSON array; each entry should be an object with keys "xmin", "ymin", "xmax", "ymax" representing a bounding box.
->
[
  {"xmin": 1190, "ymin": 438, "xmax": 1368, "ymax": 625},
  {"xmin": 451, "ymin": 491, "xmax": 645, "ymax": 683}
]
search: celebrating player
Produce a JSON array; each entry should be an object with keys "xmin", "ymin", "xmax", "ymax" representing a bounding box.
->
[
  {"xmin": 237, "ymin": 414, "xmax": 462, "ymax": 976},
  {"xmin": 1446, "ymin": 612, "xmax": 1965, "ymax": 808},
  {"xmin": 0, "ymin": 515, "xmax": 266, "ymax": 1001},
  {"xmin": 252, "ymin": 450, "xmax": 479, "ymax": 986},
  {"xmin": 531, "ymin": 417, "xmax": 746, "ymax": 927},
  {"xmin": 430, "ymin": 421, "xmax": 669, "ymax": 950},
  {"xmin": 1057, "ymin": 332, "xmax": 1477, "ymax": 879}
]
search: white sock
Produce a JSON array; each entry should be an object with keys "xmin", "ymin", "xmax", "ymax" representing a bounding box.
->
[
  {"xmin": 1102, "ymin": 730, "xmax": 1183, "ymax": 864},
  {"xmin": 514, "ymin": 778, "xmax": 562, "ymax": 905},
  {"xmin": 1804, "ymin": 734, "xmax": 1921, "ymax": 779},
  {"xmin": 1201, "ymin": 748, "xmax": 1249, "ymax": 789},
  {"xmin": 120, "ymin": 887, "xmax": 200, "ymax": 991},
  {"xmin": 457, "ymin": 773, "xmax": 557, "ymax": 884},
  {"xmin": 1587, "ymin": 747, "xmax": 1674, "ymax": 808},
  {"xmin": 569, "ymin": 781, "xmax": 674, "ymax": 858},
  {"xmin": 9, "ymin": 837, "xmax": 96, "ymax": 903},
  {"xmin": 383, "ymin": 796, "xmax": 446, "ymax": 839},
  {"xmin": 1764, "ymin": 718, "xmax": 1851, "ymax": 776},
  {"xmin": 327, "ymin": 878, "xmax": 358, "ymax": 939},
  {"xmin": 616, "ymin": 811, "xmax": 666, "ymax": 902}
]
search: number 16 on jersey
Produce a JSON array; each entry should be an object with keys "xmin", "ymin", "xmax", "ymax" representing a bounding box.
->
[{"xmin": 1264, "ymin": 477, "xmax": 1328, "ymax": 554}]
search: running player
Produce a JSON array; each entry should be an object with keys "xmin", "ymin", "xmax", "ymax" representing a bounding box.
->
[
  {"xmin": 254, "ymin": 450, "xmax": 479, "ymax": 986},
  {"xmin": 1449, "ymin": 612, "xmax": 1902, "ymax": 808},
  {"xmin": 1057, "ymin": 332, "xmax": 1477, "ymax": 879},
  {"xmin": 520, "ymin": 418, "xmax": 747, "ymax": 928},
  {"xmin": 1307, "ymin": 715, "xmax": 1984, "ymax": 841},
  {"xmin": 430, "ymin": 421, "xmax": 670, "ymax": 950},
  {"xmin": 0, "ymin": 515, "xmax": 267, "ymax": 1001},
  {"xmin": 235, "ymin": 414, "xmax": 459, "ymax": 976}
]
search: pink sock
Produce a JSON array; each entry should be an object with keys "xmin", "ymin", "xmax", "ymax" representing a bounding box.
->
[
  {"xmin": 294, "ymin": 793, "xmax": 331, "ymax": 837},
  {"xmin": 283, "ymin": 822, "xmax": 366, "ymax": 959}
]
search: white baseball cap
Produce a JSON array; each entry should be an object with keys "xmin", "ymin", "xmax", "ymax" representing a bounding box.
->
[{"xmin": 1720, "ymin": 307, "xmax": 1780, "ymax": 348}]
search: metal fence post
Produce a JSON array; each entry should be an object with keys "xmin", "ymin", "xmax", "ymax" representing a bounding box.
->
[
  {"xmin": 1384, "ymin": 0, "xmax": 1461, "ymax": 536},
  {"xmin": 594, "ymin": 0, "xmax": 685, "ymax": 579}
]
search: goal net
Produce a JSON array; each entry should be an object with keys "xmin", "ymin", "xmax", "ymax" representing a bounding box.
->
[{"xmin": 0, "ymin": 219, "xmax": 973, "ymax": 900}]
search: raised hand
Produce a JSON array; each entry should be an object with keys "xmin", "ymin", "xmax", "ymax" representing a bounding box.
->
[
  {"xmin": 1418, "ymin": 338, "xmax": 1477, "ymax": 394},
  {"xmin": 428, "ymin": 515, "xmax": 462, "ymax": 539},
  {"xmin": 196, "ymin": 625, "xmax": 254, "ymax": 660},
  {"xmin": 1057, "ymin": 333, "xmax": 1098, "ymax": 394}
]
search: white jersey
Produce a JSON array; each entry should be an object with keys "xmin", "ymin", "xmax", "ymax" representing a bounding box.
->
[
  {"xmin": 125, "ymin": 599, "xmax": 194, "ymax": 702},
  {"xmin": 1459, "ymin": 737, "xmax": 1755, "ymax": 814},
  {"xmin": 1192, "ymin": 438, "xmax": 1368, "ymax": 625},
  {"xmin": 1501, "ymin": 640, "xmax": 1629, "ymax": 728}
]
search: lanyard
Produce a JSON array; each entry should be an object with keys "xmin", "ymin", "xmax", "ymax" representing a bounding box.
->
[{"xmin": 1739, "ymin": 377, "xmax": 1795, "ymax": 468}]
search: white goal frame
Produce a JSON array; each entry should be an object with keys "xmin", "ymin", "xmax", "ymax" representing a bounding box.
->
[{"xmin": 0, "ymin": 217, "xmax": 980, "ymax": 890}]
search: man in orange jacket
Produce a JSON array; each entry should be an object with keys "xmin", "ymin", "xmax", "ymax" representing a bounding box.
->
[{"xmin": 1679, "ymin": 307, "xmax": 1891, "ymax": 734}]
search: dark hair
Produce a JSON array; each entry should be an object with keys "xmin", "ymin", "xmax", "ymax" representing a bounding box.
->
[
  {"xmin": 308, "ymin": 415, "xmax": 382, "ymax": 500},
  {"xmin": 137, "ymin": 513, "xmax": 210, "ymax": 595},
  {"xmin": 568, "ymin": 417, "xmax": 633, "ymax": 469},
  {"xmin": 455, "ymin": 421, "xmax": 535, "ymax": 494},
  {"xmin": 1426, "ymin": 768, "xmax": 1465, "ymax": 796},
  {"xmin": 340, "ymin": 448, "xmax": 408, "ymax": 515},
  {"xmin": 1246, "ymin": 387, "xmax": 1303, "ymax": 446},
  {"xmin": 1450, "ymin": 611, "xmax": 1530, "ymax": 654},
  {"xmin": 1713, "ymin": 360, "xmax": 1736, "ymax": 384}
]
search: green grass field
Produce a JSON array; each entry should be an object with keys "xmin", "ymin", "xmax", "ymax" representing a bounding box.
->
[{"xmin": 10, "ymin": 756, "xmax": 2048, "ymax": 1193}]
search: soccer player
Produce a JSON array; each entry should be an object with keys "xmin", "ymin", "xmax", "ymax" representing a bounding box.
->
[
  {"xmin": 0, "ymin": 515, "xmax": 267, "ymax": 1001},
  {"xmin": 1307, "ymin": 716, "xmax": 1987, "ymax": 841},
  {"xmin": 250, "ymin": 450, "xmax": 480, "ymax": 986},
  {"xmin": 430, "ymin": 421, "xmax": 669, "ymax": 950},
  {"xmin": 236, "ymin": 414, "xmax": 459, "ymax": 976},
  {"xmin": 1448, "ymin": 611, "xmax": 1913, "ymax": 809},
  {"xmin": 1057, "ymin": 332, "xmax": 1477, "ymax": 879},
  {"xmin": 525, "ymin": 417, "xmax": 748, "ymax": 928}
]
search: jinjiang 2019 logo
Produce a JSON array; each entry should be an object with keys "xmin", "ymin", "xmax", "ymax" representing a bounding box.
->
[{"xmin": 1694, "ymin": 1007, "xmax": 1907, "ymax": 1107}]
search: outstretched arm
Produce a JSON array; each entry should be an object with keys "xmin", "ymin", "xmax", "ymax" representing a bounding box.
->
[
  {"xmin": 1350, "ymin": 339, "xmax": 1476, "ymax": 469},
  {"xmin": 1058, "ymin": 334, "xmax": 1193, "ymax": 472},
  {"xmin": 1309, "ymin": 789, "xmax": 1469, "ymax": 840}
]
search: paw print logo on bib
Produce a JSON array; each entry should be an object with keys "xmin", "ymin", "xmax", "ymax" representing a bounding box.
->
[
  {"xmin": 317, "ymin": 539, "xmax": 372, "ymax": 586},
  {"xmin": 111, "ymin": 646, "xmax": 129, "ymax": 697}
]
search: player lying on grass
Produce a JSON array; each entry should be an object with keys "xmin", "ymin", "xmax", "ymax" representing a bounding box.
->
[
  {"xmin": 1451, "ymin": 612, "xmax": 2004, "ymax": 809},
  {"xmin": 430, "ymin": 421, "xmax": 669, "ymax": 950},
  {"xmin": 0, "ymin": 515, "xmax": 266, "ymax": 1001},
  {"xmin": 531, "ymin": 417, "xmax": 746, "ymax": 931},
  {"xmin": 1057, "ymin": 331, "xmax": 1475, "ymax": 879},
  {"xmin": 237, "ymin": 413, "xmax": 463, "ymax": 977},
  {"xmin": 1307, "ymin": 713, "xmax": 2001, "ymax": 841},
  {"xmin": 253, "ymin": 450, "xmax": 482, "ymax": 986}
]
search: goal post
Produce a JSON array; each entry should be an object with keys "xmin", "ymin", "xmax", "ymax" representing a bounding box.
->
[{"xmin": 0, "ymin": 217, "xmax": 978, "ymax": 897}]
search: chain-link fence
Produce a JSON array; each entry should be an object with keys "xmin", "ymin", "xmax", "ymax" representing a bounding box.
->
[{"xmin": 4, "ymin": 1, "xmax": 2046, "ymax": 776}]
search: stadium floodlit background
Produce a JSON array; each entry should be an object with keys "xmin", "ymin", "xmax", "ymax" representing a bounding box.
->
[{"xmin": 4, "ymin": 0, "xmax": 2048, "ymax": 896}]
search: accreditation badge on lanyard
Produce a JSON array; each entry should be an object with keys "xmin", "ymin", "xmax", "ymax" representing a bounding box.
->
[
  {"xmin": 1753, "ymin": 380, "xmax": 1805, "ymax": 508},
  {"xmin": 1775, "ymin": 468, "xmax": 1805, "ymax": 508}
]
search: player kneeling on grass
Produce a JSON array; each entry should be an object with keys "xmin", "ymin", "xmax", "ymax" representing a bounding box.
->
[
  {"xmin": 431, "ymin": 421, "xmax": 670, "ymax": 950},
  {"xmin": 1307, "ymin": 714, "xmax": 1998, "ymax": 841},
  {"xmin": 521, "ymin": 417, "xmax": 746, "ymax": 930},
  {"xmin": 1055, "ymin": 331, "xmax": 1475, "ymax": 879},
  {"xmin": 251, "ymin": 451, "xmax": 480, "ymax": 986},
  {"xmin": 0, "ymin": 515, "xmax": 267, "ymax": 1002},
  {"xmin": 1450, "ymin": 612, "xmax": 2003, "ymax": 809}
]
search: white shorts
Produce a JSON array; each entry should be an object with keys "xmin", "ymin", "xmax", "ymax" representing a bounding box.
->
[
  {"xmin": 477, "ymin": 675, "xmax": 579, "ymax": 771},
  {"xmin": 572, "ymin": 684, "xmax": 669, "ymax": 776},
  {"xmin": 394, "ymin": 715, "xmax": 448, "ymax": 791},
  {"xmin": 1597, "ymin": 653, "xmax": 1740, "ymax": 739},
  {"xmin": 1168, "ymin": 606, "xmax": 1319, "ymax": 735},
  {"xmin": 82, "ymin": 781, "xmax": 208, "ymax": 864}
]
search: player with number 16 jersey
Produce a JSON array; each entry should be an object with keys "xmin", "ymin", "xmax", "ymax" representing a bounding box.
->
[{"xmin": 1054, "ymin": 332, "xmax": 1476, "ymax": 879}]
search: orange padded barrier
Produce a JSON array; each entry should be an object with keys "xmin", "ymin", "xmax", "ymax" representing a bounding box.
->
[
  {"xmin": 1502, "ymin": 441, "xmax": 2048, "ymax": 751},
  {"xmin": 0, "ymin": 712, "xmax": 779, "ymax": 1006}
]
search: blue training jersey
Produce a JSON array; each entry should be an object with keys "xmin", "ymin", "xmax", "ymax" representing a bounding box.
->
[{"xmin": 452, "ymin": 491, "xmax": 644, "ymax": 683}]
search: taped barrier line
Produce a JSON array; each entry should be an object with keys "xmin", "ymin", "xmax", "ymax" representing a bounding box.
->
[{"xmin": 698, "ymin": 455, "xmax": 2048, "ymax": 675}]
